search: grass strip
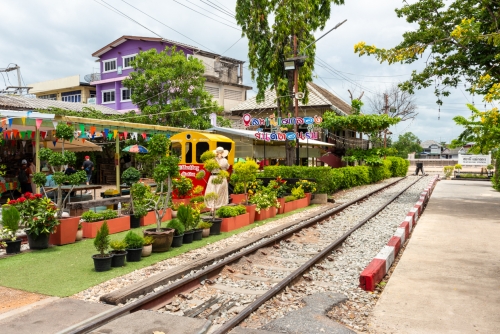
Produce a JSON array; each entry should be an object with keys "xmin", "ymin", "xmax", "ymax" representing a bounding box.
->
[{"xmin": 0, "ymin": 206, "xmax": 315, "ymax": 297}]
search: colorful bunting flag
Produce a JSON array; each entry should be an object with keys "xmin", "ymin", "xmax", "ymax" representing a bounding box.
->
[
  {"xmin": 53, "ymin": 121, "xmax": 58, "ymax": 129},
  {"xmin": 35, "ymin": 119, "xmax": 43, "ymax": 129},
  {"xmin": 41, "ymin": 131, "xmax": 47, "ymax": 140},
  {"xmin": 79, "ymin": 124, "xmax": 85, "ymax": 132},
  {"xmin": 142, "ymin": 133, "xmax": 147, "ymax": 140},
  {"xmin": 8, "ymin": 118, "xmax": 13, "ymax": 128},
  {"xmin": 104, "ymin": 128, "xmax": 109, "ymax": 138},
  {"xmin": 113, "ymin": 130, "xmax": 118, "ymax": 138},
  {"xmin": 21, "ymin": 117, "xmax": 26, "ymax": 125},
  {"xmin": 123, "ymin": 131, "xmax": 128, "ymax": 139}
]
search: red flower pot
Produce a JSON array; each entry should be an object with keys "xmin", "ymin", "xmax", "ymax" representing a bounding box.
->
[
  {"xmin": 230, "ymin": 194, "xmax": 246, "ymax": 204},
  {"xmin": 305, "ymin": 193, "xmax": 312, "ymax": 205},
  {"xmin": 277, "ymin": 198, "xmax": 285, "ymax": 214},
  {"xmin": 245, "ymin": 204, "xmax": 256, "ymax": 224},
  {"xmin": 49, "ymin": 216, "xmax": 80, "ymax": 245},
  {"xmin": 220, "ymin": 217, "xmax": 236, "ymax": 232},
  {"xmin": 255, "ymin": 208, "xmax": 271, "ymax": 221},
  {"xmin": 81, "ymin": 216, "xmax": 131, "ymax": 238}
]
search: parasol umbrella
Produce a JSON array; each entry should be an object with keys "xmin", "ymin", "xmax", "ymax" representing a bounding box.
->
[
  {"xmin": 234, "ymin": 158, "xmax": 246, "ymax": 163},
  {"xmin": 122, "ymin": 145, "xmax": 148, "ymax": 153}
]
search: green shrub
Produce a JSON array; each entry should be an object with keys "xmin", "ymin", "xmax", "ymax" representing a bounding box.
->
[
  {"xmin": 94, "ymin": 221, "xmax": 110, "ymax": 256},
  {"xmin": 109, "ymin": 240, "xmax": 127, "ymax": 251},
  {"xmin": 216, "ymin": 206, "xmax": 236, "ymax": 218},
  {"xmin": 121, "ymin": 167, "xmax": 141, "ymax": 186},
  {"xmin": 285, "ymin": 195, "xmax": 296, "ymax": 203},
  {"xmin": 177, "ymin": 204, "xmax": 195, "ymax": 231},
  {"xmin": 166, "ymin": 218, "xmax": 185, "ymax": 236},
  {"xmin": 196, "ymin": 221, "xmax": 212, "ymax": 229},
  {"xmin": 143, "ymin": 236, "xmax": 154, "ymax": 245},
  {"xmin": 443, "ymin": 166, "xmax": 454, "ymax": 178},
  {"xmin": 234, "ymin": 205, "xmax": 246, "ymax": 215},
  {"xmin": 261, "ymin": 166, "xmax": 332, "ymax": 193},
  {"xmin": 291, "ymin": 186, "xmax": 305, "ymax": 199},
  {"xmin": 124, "ymin": 231, "xmax": 144, "ymax": 249},
  {"xmin": 189, "ymin": 196, "xmax": 204, "ymax": 203},
  {"xmin": 81, "ymin": 210, "xmax": 118, "ymax": 222}
]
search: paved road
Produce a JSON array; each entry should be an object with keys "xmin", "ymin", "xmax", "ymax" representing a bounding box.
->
[{"xmin": 369, "ymin": 180, "xmax": 500, "ymax": 333}]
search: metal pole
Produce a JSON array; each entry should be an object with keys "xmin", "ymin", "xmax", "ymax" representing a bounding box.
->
[
  {"xmin": 294, "ymin": 35, "xmax": 300, "ymax": 166},
  {"xmin": 115, "ymin": 134, "xmax": 120, "ymax": 192},
  {"xmin": 16, "ymin": 66, "xmax": 22, "ymax": 94},
  {"xmin": 384, "ymin": 93, "xmax": 388, "ymax": 149},
  {"xmin": 35, "ymin": 127, "xmax": 40, "ymax": 193}
]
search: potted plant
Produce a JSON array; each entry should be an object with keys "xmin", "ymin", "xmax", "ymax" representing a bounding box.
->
[
  {"xmin": 454, "ymin": 164, "xmax": 462, "ymax": 178},
  {"xmin": 229, "ymin": 182, "xmax": 246, "ymax": 204},
  {"xmin": 202, "ymin": 192, "xmax": 222, "ymax": 235},
  {"xmin": 443, "ymin": 166, "xmax": 454, "ymax": 180},
  {"xmin": 296, "ymin": 179, "xmax": 317, "ymax": 205},
  {"xmin": 170, "ymin": 201, "xmax": 180, "ymax": 219},
  {"xmin": 1, "ymin": 205, "xmax": 22, "ymax": 254},
  {"xmin": 177, "ymin": 204, "xmax": 195, "ymax": 244},
  {"xmin": 33, "ymin": 123, "xmax": 87, "ymax": 219},
  {"xmin": 172, "ymin": 176, "xmax": 194, "ymax": 202},
  {"xmin": 166, "ymin": 218, "xmax": 185, "ymax": 247},
  {"xmin": 291, "ymin": 185, "xmax": 307, "ymax": 209},
  {"xmin": 8, "ymin": 195, "xmax": 59, "ymax": 249},
  {"xmin": 142, "ymin": 236, "xmax": 154, "ymax": 257},
  {"xmin": 142, "ymin": 134, "xmax": 178, "ymax": 252},
  {"xmin": 216, "ymin": 205, "xmax": 249, "ymax": 232},
  {"xmin": 251, "ymin": 188, "xmax": 279, "ymax": 221},
  {"xmin": 76, "ymin": 222, "xmax": 83, "ymax": 241},
  {"xmin": 127, "ymin": 173, "xmax": 148, "ymax": 228},
  {"xmin": 109, "ymin": 240, "xmax": 128, "ymax": 267},
  {"xmin": 284, "ymin": 195, "xmax": 297, "ymax": 213},
  {"xmin": 268, "ymin": 177, "xmax": 288, "ymax": 214},
  {"xmin": 92, "ymin": 221, "xmax": 113, "ymax": 272},
  {"xmin": 197, "ymin": 221, "xmax": 212, "ymax": 238},
  {"xmin": 80, "ymin": 209, "xmax": 129, "ymax": 238},
  {"xmin": 190, "ymin": 199, "xmax": 205, "ymax": 241},
  {"xmin": 124, "ymin": 231, "xmax": 144, "ymax": 262},
  {"xmin": 231, "ymin": 159, "xmax": 259, "ymax": 221}
]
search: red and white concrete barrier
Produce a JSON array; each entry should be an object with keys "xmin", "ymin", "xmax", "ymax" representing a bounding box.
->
[{"xmin": 359, "ymin": 175, "xmax": 439, "ymax": 291}]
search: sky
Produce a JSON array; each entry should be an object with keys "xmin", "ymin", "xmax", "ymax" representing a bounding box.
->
[{"xmin": 0, "ymin": 0, "xmax": 487, "ymax": 144}]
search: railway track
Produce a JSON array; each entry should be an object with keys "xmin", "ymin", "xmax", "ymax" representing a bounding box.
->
[{"xmin": 60, "ymin": 175, "xmax": 430, "ymax": 334}]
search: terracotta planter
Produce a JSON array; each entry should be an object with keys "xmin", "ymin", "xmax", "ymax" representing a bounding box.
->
[
  {"xmin": 230, "ymin": 194, "xmax": 246, "ymax": 204},
  {"xmin": 81, "ymin": 216, "xmax": 131, "ymax": 238},
  {"xmin": 221, "ymin": 212, "xmax": 250, "ymax": 232},
  {"xmin": 255, "ymin": 208, "xmax": 271, "ymax": 221},
  {"xmin": 140, "ymin": 209, "xmax": 172, "ymax": 226},
  {"xmin": 269, "ymin": 207, "xmax": 277, "ymax": 218},
  {"xmin": 284, "ymin": 201, "xmax": 294, "ymax": 213},
  {"xmin": 305, "ymin": 193, "xmax": 312, "ymax": 205},
  {"xmin": 245, "ymin": 204, "xmax": 256, "ymax": 224},
  {"xmin": 76, "ymin": 229, "xmax": 83, "ymax": 241},
  {"xmin": 277, "ymin": 198, "xmax": 285, "ymax": 214},
  {"xmin": 49, "ymin": 216, "xmax": 80, "ymax": 246},
  {"xmin": 296, "ymin": 198, "xmax": 308, "ymax": 209}
]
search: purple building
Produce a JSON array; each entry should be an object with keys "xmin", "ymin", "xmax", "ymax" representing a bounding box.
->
[{"xmin": 90, "ymin": 36, "xmax": 251, "ymax": 113}]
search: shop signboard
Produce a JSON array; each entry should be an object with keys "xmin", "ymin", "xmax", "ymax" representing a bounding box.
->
[{"xmin": 458, "ymin": 154, "xmax": 491, "ymax": 166}]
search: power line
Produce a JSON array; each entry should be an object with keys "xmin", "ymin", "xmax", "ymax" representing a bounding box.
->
[
  {"xmin": 201, "ymin": 0, "xmax": 235, "ymax": 17},
  {"xmin": 171, "ymin": 0, "xmax": 240, "ymax": 30},
  {"xmin": 120, "ymin": 0, "xmax": 216, "ymax": 52},
  {"xmin": 210, "ymin": 0, "xmax": 235, "ymax": 14},
  {"xmin": 184, "ymin": 0, "xmax": 236, "ymax": 24}
]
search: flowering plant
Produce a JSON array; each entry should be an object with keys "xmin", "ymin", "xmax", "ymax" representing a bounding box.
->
[
  {"xmin": 246, "ymin": 180, "xmax": 264, "ymax": 198},
  {"xmin": 8, "ymin": 192, "xmax": 59, "ymax": 237},
  {"xmin": 172, "ymin": 176, "xmax": 194, "ymax": 198},
  {"xmin": 268, "ymin": 176, "xmax": 288, "ymax": 198},
  {"xmin": 249, "ymin": 188, "xmax": 279, "ymax": 213},
  {"xmin": 296, "ymin": 179, "xmax": 317, "ymax": 193}
]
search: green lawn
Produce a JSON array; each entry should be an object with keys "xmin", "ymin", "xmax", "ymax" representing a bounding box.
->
[{"xmin": 0, "ymin": 206, "xmax": 315, "ymax": 297}]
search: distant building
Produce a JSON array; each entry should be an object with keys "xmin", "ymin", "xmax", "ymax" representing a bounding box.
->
[
  {"xmin": 89, "ymin": 35, "xmax": 251, "ymax": 113},
  {"xmin": 420, "ymin": 140, "xmax": 442, "ymax": 158},
  {"xmin": 28, "ymin": 75, "xmax": 96, "ymax": 104}
]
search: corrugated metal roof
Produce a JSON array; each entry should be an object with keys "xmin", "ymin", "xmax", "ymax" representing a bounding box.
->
[
  {"xmin": 421, "ymin": 140, "xmax": 441, "ymax": 148},
  {"xmin": 230, "ymin": 82, "xmax": 351, "ymax": 115},
  {"xmin": 0, "ymin": 95, "xmax": 121, "ymax": 115}
]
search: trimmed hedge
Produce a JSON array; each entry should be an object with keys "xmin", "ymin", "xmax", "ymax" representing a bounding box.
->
[{"xmin": 261, "ymin": 157, "xmax": 409, "ymax": 194}]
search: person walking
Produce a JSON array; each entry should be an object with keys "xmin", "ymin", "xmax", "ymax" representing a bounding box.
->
[
  {"xmin": 18, "ymin": 159, "xmax": 33, "ymax": 193},
  {"xmin": 415, "ymin": 162, "xmax": 425, "ymax": 176},
  {"xmin": 28, "ymin": 160, "xmax": 36, "ymax": 193},
  {"xmin": 81, "ymin": 156, "xmax": 94, "ymax": 192}
]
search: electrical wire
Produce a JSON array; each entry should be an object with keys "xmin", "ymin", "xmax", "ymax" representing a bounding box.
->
[
  {"xmin": 210, "ymin": 0, "xmax": 235, "ymax": 14},
  {"xmin": 171, "ymin": 0, "xmax": 240, "ymax": 30},
  {"xmin": 186, "ymin": 0, "xmax": 235, "ymax": 22},
  {"xmin": 200, "ymin": 0, "xmax": 235, "ymax": 17}
]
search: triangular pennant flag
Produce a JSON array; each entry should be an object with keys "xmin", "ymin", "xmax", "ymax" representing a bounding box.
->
[
  {"xmin": 19, "ymin": 131, "xmax": 26, "ymax": 139},
  {"xmin": 1, "ymin": 119, "xmax": 5, "ymax": 127},
  {"xmin": 21, "ymin": 117, "xmax": 26, "ymax": 125},
  {"xmin": 113, "ymin": 130, "xmax": 118, "ymax": 138},
  {"xmin": 36, "ymin": 119, "xmax": 43, "ymax": 129},
  {"xmin": 52, "ymin": 121, "xmax": 58, "ymax": 129},
  {"xmin": 123, "ymin": 131, "xmax": 128, "ymax": 139},
  {"xmin": 21, "ymin": 141, "xmax": 26, "ymax": 148},
  {"xmin": 79, "ymin": 124, "xmax": 85, "ymax": 132},
  {"xmin": 30, "ymin": 131, "xmax": 35, "ymax": 139},
  {"xmin": 107, "ymin": 133, "xmax": 113, "ymax": 140},
  {"xmin": 53, "ymin": 140, "xmax": 57, "ymax": 147},
  {"xmin": 103, "ymin": 128, "xmax": 109, "ymax": 138},
  {"xmin": 41, "ymin": 131, "xmax": 47, "ymax": 140},
  {"xmin": 0, "ymin": 127, "xmax": 3, "ymax": 133},
  {"xmin": 142, "ymin": 133, "xmax": 147, "ymax": 140},
  {"xmin": 90, "ymin": 126, "xmax": 96, "ymax": 135},
  {"xmin": 8, "ymin": 118, "xmax": 13, "ymax": 128}
]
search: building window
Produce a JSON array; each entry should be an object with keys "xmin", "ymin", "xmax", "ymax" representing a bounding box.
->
[
  {"xmin": 62, "ymin": 94, "xmax": 81, "ymax": 103},
  {"xmin": 103, "ymin": 58, "xmax": 117, "ymax": 73},
  {"xmin": 205, "ymin": 86, "xmax": 220, "ymax": 98},
  {"xmin": 122, "ymin": 54, "xmax": 137, "ymax": 69},
  {"xmin": 121, "ymin": 88, "xmax": 132, "ymax": 101},
  {"xmin": 39, "ymin": 94, "xmax": 57, "ymax": 100},
  {"xmin": 224, "ymin": 89, "xmax": 242, "ymax": 101},
  {"xmin": 102, "ymin": 90, "xmax": 115, "ymax": 104},
  {"xmin": 90, "ymin": 92, "xmax": 96, "ymax": 98}
]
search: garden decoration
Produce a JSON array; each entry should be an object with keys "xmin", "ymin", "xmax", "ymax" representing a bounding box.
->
[
  {"xmin": 196, "ymin": 149, "xmax": 230, "ymax": 211},
  {"xmin": 92, "ymin": 221, "xmax": 113, "ymax": 272},
  {"xmin": 124, "ymin": 231, "xmax": 144, "ymax": 262},
  {"xmin": 33, "ymin": 123, "xmax": 87, "ymax": 219},
  {"xmin": 8, "ymin": 193, "xmax": 59, "ymax": 249},
  {"xmin": 122, "ymin": 144, "xmax": 149, "ymax": 153},
  {"xmin": 1, "ymin": 205, "xmax": 22, "ymax": 254},
  {"xmin": 142, "ymin": 134, "xmax": 178, "ymax": 252},
  {"xmin": 109, "ymin": 240, "xmax": 128, "ymax": 267}
]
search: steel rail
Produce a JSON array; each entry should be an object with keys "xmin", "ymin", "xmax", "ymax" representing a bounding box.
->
[
  {"xmin": 59, "ymin": 176, "xmax": 410, "ymax": 334},
  {"xmin": 212, "ymin": 176, "xmax": 422, "ymax": 334}
]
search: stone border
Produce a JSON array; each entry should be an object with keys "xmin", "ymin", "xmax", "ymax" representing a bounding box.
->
[{"xmin": 359, "ymin": 175, "xmax": 439, "ymax": 291}]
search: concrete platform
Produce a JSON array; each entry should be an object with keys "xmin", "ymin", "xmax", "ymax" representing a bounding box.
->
[
  {"xmin": 369, "ymin": 180, "xmax": 500, "ymax": 333},
  {"xmin": 0, "ymin": 298, "xmax": 113, "ymax": 334}
]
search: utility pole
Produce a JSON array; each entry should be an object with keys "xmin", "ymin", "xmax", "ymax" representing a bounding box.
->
[
  {"xmin": 294, "ymin": 35, "xmax": 300, "ymax": 166},
  {"xmin": 0, "ymin": 64, "xmax": 31, "ymax": 95},
  {"xmin": 384, "ymin": 93, "xmax": 388, "ymax": 149}
]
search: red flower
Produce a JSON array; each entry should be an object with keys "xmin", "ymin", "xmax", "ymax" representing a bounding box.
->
[
  {"xmin": 8, "ymin": 200, "xmax": 17, "ymax": 205},
  {"xmin": 18, "ymin": 197, "xmax": 26, "ymax": 203},
  {"xmin": 24, "ymin": 192, "xmax": 32, "ymax": 197},
  {"xmin": 34, "ymin": 194, "xmax": 43, "ymax": 199}
]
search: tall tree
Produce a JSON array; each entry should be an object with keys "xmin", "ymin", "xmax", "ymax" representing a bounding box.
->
[
  {"xmin": 123, "ymin": 46, "xmax": 228, "ymax": 129},
  {"xmin": 353, "ymin": 0, "xmax": 500, "ymax": 104},
  {"xmin": 392, "ymin": 132, "xmax": 423, "ymax": 158},
  {"xmin": 367, "ymin": 83, "xmax": 418, "ymax": 122},
  {"xmin": 236, "ymin": 0, "xmax": 344, "ymax": 165}
]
